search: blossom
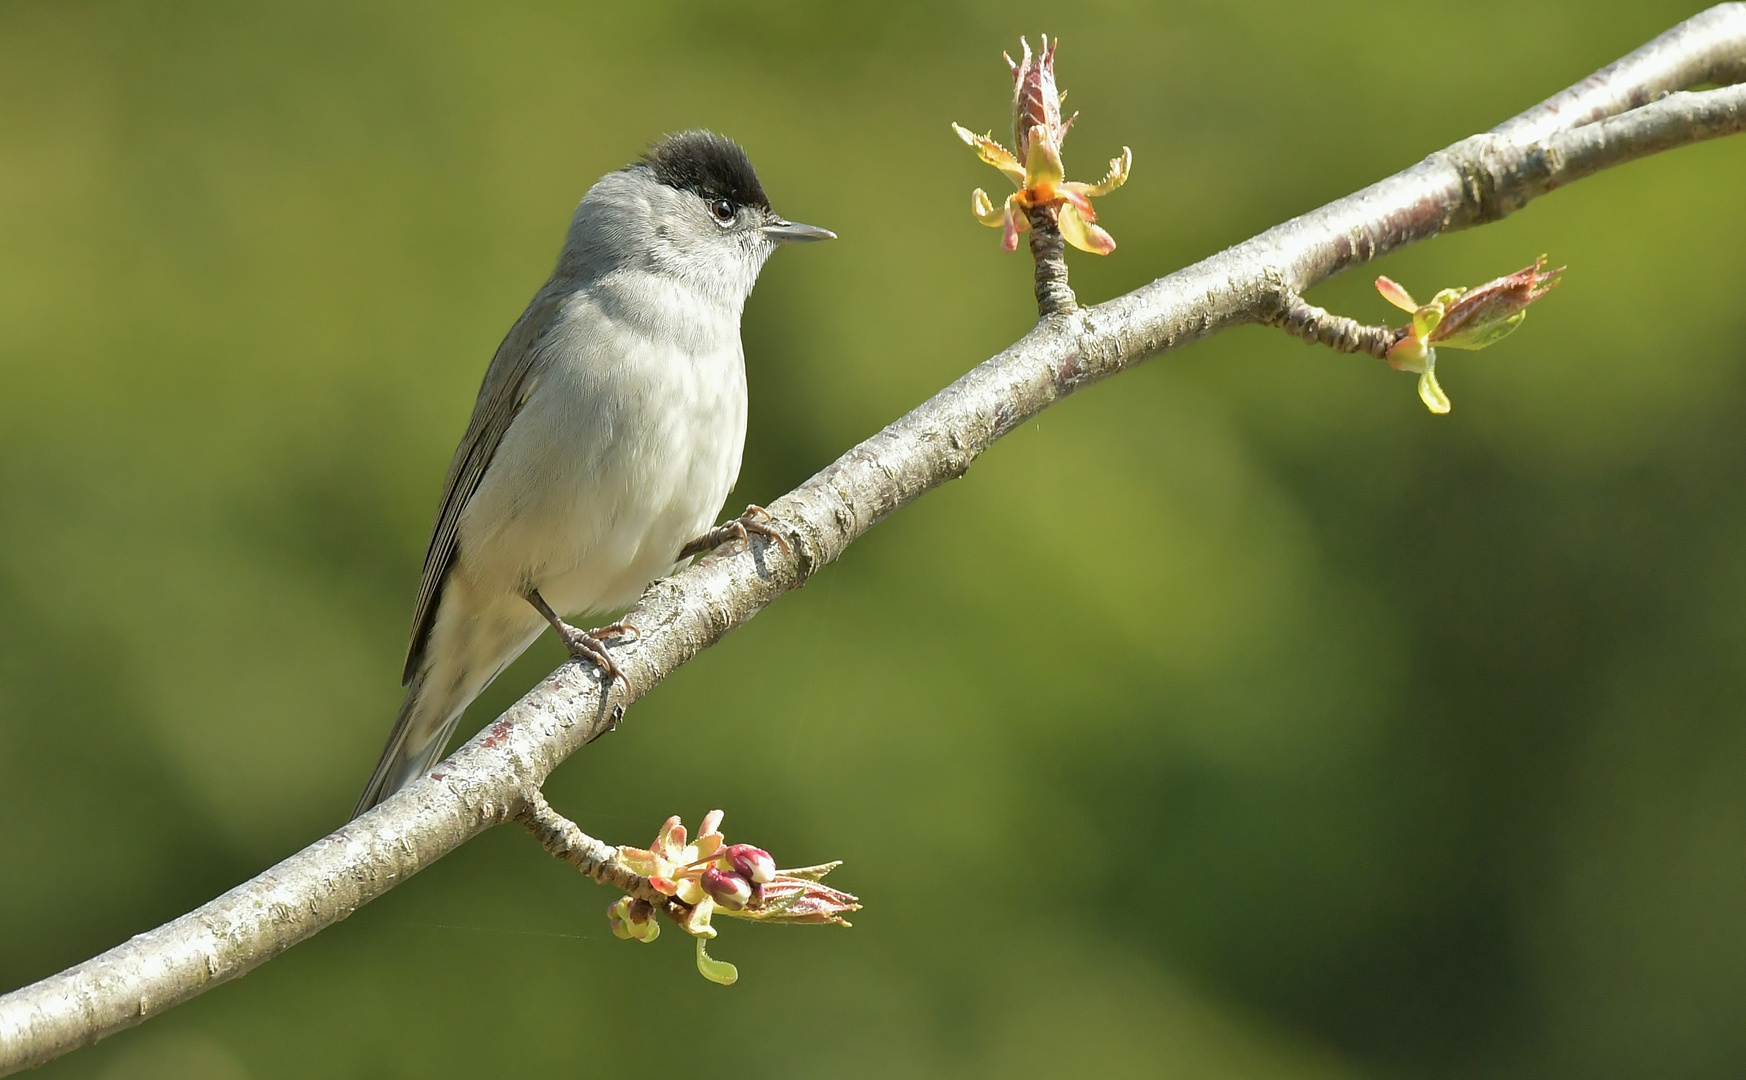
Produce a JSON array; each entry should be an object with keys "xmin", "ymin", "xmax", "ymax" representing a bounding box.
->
[
  {"xmin": 611, "ymin": 811, "xmax": 859, "ymax": 985},
  {"xmin": 953, "ymin": 35, "xmax": 1131, "ymax": 254},
  {"xmin": 1375, "ymin": 255, "xmax": 1563, "ymax": 414}
]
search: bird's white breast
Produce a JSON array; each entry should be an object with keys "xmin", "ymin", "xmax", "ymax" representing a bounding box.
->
[{"xmin": 454, "ymin": 271, "xmax": 747, "ymax": 618}]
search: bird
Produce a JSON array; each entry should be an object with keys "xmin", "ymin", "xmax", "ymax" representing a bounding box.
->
[{"xmin": 352, "ymin": 130, "xmax": 833, "ymax": 818}]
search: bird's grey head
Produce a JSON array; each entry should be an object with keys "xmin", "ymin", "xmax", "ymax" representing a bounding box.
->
[{"xmin": 558, "ymin": 131, "xmax": 832, "ymax": 302}]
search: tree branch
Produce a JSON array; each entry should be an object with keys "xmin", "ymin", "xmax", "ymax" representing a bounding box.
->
[{"xmin": 4, "ymin": 5, "xmax": 1744, "ymax": 1073}]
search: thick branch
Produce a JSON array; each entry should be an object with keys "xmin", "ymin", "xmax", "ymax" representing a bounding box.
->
[{"xmin": 3, "ymin": 6, "xmax": 1744, "ymax": 1073}]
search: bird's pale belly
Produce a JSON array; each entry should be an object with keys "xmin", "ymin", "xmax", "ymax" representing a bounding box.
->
[
  {"xmin": 532, "ymin": 461, "xmax": 731, "ymax": 618},
  {"xmin": 454, "ymin": 334, "xmax": 747, "ymax": 623}
]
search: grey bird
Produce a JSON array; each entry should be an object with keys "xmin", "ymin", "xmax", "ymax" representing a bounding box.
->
[{"xmin": 353, "ymin": 131, "xmax": 832, "ymax": 817}]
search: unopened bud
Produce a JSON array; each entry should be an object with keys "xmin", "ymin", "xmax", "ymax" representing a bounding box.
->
[
  {"xmin": 1431, "ymin": 256, "xmax": 1562, "ymax": 351},
  {"xmin": 1007, "ymin": 36, "xmax": 1072, "ymax": 162},
  {"xmin": 727, "ymin": 844, "xmax": 777, "ymax": 884},
  {"xmin": 608, "ymin": 896, "xmax": 660, "ymax": 943},
  {"xmin": 701, "ymin": 867, "xmax": 753, "ymax": 911}
]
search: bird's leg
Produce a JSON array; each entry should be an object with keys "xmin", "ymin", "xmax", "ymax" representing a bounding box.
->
[
  {"xmin": 678, "ymin": 504, "xmax": 791, "ymax": 561},
  {"xmin": 526, "ymin": 590, "xmax": 636, "ymax": 686}
]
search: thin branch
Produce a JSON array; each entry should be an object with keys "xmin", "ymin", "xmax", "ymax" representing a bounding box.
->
[
  {"xmin": 3, "ymin": 6, "xmax": 1744, "ymax": 1074},
  {"xmin": 1027, "ymin": 206, "xmax": 1077, "ymax": 316},
  {"xmin": 517, "ymin": 793, "xmax": 697, "ymax": 936},
  {"xmin": 516, "ymin": 791, "xmax": 668, "ymax": 907},
  {"xmin": 1263, "ymin": 291, "xmax": 1397, "ymax": 359}
]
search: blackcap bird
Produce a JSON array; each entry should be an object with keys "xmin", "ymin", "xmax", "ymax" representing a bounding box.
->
[{"xmin": 353, "ymin": 131, "xmax": 832, "ymax": 817}]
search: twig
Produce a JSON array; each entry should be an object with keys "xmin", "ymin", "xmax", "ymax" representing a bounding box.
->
[
  {"xmin": 517, "ymin": 792, "xmax": 654, "ymax": 901},
  {"xmin": 1027, "ymin": 206, "xmax": 1077, "ymax": 316},
  {"xmin": 517, "ymin": 792, "xmax": 686, "ymax": 917},
  {"xmin": 2, "ymin": 5, "xmax": 1744, "ymax": 1073},
  {"xmin": 1263, "ymin": 290, "xmax": 1398, "ymax": 359}
]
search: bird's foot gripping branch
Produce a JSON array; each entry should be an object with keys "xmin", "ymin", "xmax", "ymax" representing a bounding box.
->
[{"xmin": 518, "ymin": 794, "xmax": 857, "ymax": 985}]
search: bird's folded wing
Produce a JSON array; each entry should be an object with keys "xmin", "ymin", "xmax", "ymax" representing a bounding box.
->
[{"xmin": 402, "ymin": 286, "xmax": 568, "ymax": 684}]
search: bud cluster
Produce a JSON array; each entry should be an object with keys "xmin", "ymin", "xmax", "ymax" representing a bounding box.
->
[{"xmin": 609, "ymin": 810, "xmax": 859, "ymax": 985}]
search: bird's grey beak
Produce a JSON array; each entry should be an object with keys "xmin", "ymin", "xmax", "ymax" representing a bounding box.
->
[{"xmin": 762, "ymin": 218, "xmax": 836, "ymax": 244}]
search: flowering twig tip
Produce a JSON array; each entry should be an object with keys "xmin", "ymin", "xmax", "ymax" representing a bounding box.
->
[
  {"xmin": 1374, "ymin": 257, "xmax": 1563, "ymax": 414},
  {"xmin": 606, "ymin": 812, "xmax": 858, "ymax": 984},
  {"xmin": 954, "ymin": 35, "xmax": 1130, "ymax": 256}
]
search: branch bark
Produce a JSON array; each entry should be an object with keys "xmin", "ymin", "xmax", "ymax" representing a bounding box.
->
[
  {"xmin": 516, "ymin": 791, "xmax": 665, "ymax": 907},
  {"xmin": 1026, "ymin": 206, "xmax": 1077, "ymax": 316},
  {"xmin": 1263, "ymin": 293, "xmax": 1399, "ymax": 359},
  {"xmin": 515, "ymin": 793, "xmax": 692, "ymax": 925},
  {"xmin": 4, "ymin": 5, "xmax": 1744, "ymax": 1073}
]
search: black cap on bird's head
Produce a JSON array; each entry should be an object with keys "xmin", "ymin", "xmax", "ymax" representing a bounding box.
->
[
  {"xmin": 638, "ymin": 130, "xmax": 833, "ymax": 245},
  {"xmin": 641, "ymin": 130, "xmax": 771, "ymax": 212}
]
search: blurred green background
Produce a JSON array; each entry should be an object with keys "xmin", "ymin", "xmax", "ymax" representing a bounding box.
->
[{"xmin": 3, "ymin": 1, "xmax": 1744, "ymax": 1077}]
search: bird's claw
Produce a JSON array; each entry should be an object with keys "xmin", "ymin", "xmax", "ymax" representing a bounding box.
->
[
  {"xmin": 553, "ymin": 620, "xmax": 636, "ymax": 686},
  {"xmin": 678, "ymin": 504, "xmax": 791, "ymax": 561},
  {"xmin": 526, "ymin": 589, "xmax": 635, "ymax": 687}
]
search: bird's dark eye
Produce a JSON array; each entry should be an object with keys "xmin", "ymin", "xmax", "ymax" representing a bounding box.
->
[{"xmin": 709, "ymin": 199, "xmax": 736, "ymax": 224}]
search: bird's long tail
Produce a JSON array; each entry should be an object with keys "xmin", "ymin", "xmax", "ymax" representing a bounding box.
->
[
  {"xmin": 353, "ymin": 592, "xmax": 549, "ymax": 819},
  {"xmin": 351, "ymin": 665, "xmax": 468, "ymax": 819}
]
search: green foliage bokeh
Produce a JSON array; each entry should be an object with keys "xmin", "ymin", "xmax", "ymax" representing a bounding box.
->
[{"xmin": 3, "ymin": 2, "xmax": 1745, "ymax": 1077}]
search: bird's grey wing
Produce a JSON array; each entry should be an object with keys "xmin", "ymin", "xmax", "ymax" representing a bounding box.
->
[{"xmin": 401, "ymin": 285, "xmax": 568, "ymax": 684}]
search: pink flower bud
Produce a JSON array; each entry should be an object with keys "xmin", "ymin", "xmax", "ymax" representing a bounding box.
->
[
  {"xmin": 700, "ymin": 867, "xmax": 753, "ymax": 911},
  {"xmin": 727, "ymin": 844, "xmax": 777, "ymax": 884},
  {"xmin": 1430, "ymin": 256, "xmax": 1563, "ymax": 351},
  {"xmin": 1007, "ymin": 36, "xmax": 1071, "ymax": 162}
]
